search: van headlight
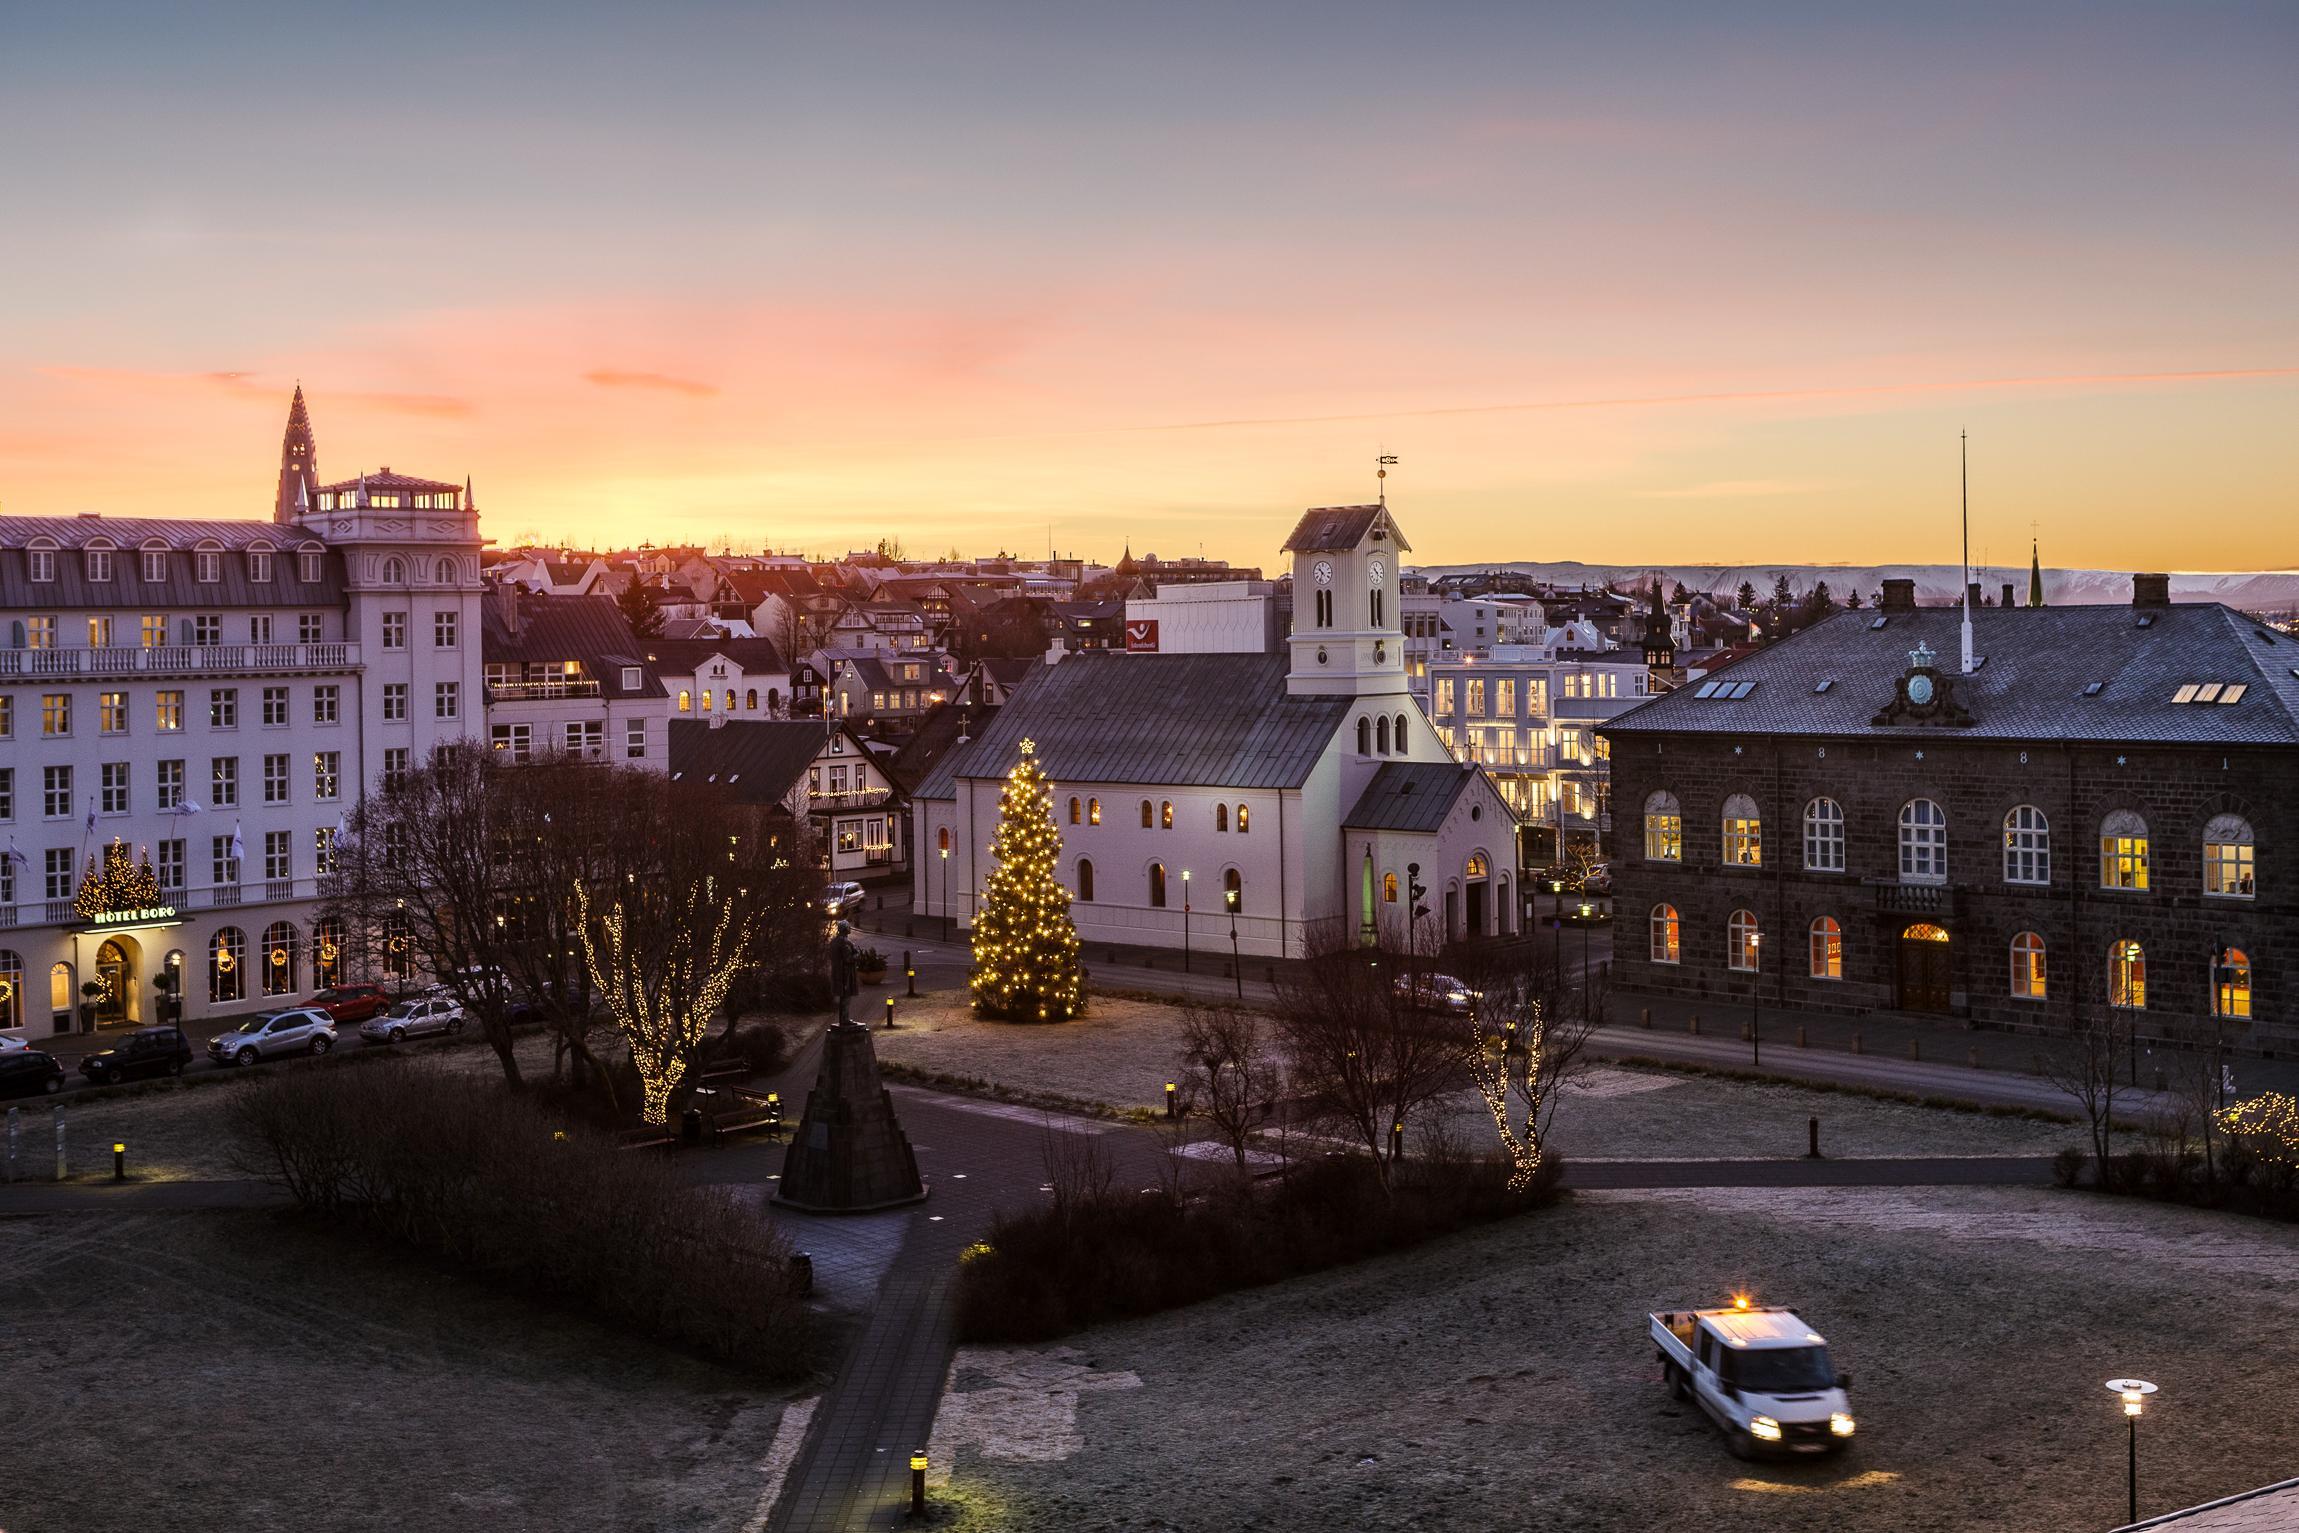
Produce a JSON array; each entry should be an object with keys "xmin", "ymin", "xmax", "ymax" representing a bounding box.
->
[
  {"xmin": 1830, "ymin": 1413, "xmax": 1856, "ymax": 1437},
  {"xmin": 1749, "ymin": 1416, "xmax": 1783, "ymax": 1442}
]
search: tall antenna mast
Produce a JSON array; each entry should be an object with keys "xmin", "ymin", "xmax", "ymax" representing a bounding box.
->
[{"xmin": 1959, "ymin": 430, "xmax": 1976, "ymax": 675}]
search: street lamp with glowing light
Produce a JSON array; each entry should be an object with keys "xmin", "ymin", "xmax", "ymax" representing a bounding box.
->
[{"xmin": 2105, "ymin": 1378, "xmax": 2158, "ymax": 1524}]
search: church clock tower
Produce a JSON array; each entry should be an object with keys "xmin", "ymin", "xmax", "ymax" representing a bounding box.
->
[
  {"xmin": 274, "ymin": 383, "xmax": 319, "ymax": 524},
  {"xmin": 1282, "ymin": 504, "xmax": 1410, "ymax": 698}
]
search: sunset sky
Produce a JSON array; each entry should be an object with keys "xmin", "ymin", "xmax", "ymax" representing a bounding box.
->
[{"xmin": 2, "ymin": 2, "xmax": 2293, "ymax": 570}]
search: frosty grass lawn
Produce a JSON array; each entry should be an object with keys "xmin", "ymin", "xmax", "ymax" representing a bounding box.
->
[{"xmin": 927, "ymin": 1185, "xmax": 2299, "ymax": 1533}]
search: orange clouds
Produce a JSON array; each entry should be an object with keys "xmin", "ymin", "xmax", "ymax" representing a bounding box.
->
[{"xmin": 585, "ymin": 370, "xmax": 720, "ymax": 398}]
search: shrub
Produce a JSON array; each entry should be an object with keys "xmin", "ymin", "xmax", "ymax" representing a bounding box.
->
[
  {"xmin": 955, "ymin": 1151, "xmax": 1562, "ymax": 1343},
  {"xmin": 704, "ymin": 1019, "xmax": 791, "ymax": 1078},
  {"xmin": 229, "ymin": 1058, "xmax": 818, "ymax": 1377},
  {"xmin": 2051, "ymin": 1146, "xmax": 2087, "ymax": 1188}
]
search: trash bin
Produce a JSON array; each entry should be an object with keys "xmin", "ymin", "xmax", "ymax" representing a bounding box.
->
[
  {"xmin": 681, "ymin": 1106, "xmax": 704, "ymax": 1144},
  {"xmin": 790, "ymin": 1251, "xmax": 814, "ymax": 1296}
]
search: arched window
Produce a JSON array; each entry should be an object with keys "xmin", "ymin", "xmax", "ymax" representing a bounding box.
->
[
  {"xmin": 1376, "ymin": 716, "xmax": 1391, "ymax": 754},
  {"xmin": 1465, "ymin": 851, "xmax": 1490, "ymax": 879},
  {"xmin": 1224, "ymin": 867, "xmax": 1242, "ymax": 912},
  {"xmin": 313, "ymin": 919, "xmax": 343, "ymax": 989},
  {"xmin": 261, "ymin": 921, "xmax": 300, "ymax": 997},
  {"xmin": 1650, "ymin": 904, "xmax": 1680, "ymax": 964},
  {"xmin": 1148, "ymin": 862, "xmax": 1167, "ymax": 908},
  {"xmin": 1076, "ymin": 858, "xmax": 1095, "ymax": 902},
  {"xmin": 2204, "ymin": 814, "xmax": 2256, "ymax": 898},
  {"xmin": 1809, "ymin": 917, "xmax": 1842, "ymax": 979},
  {"xmin": 1140, "ymin": 800, "xmax": 1154, "ymax": 828},
  {"xmin": 1383, "ymin": 872, "xmax": 1399, "ymax": 904},
  {"xmin": 1395, "ymin": 714, "xmax": 1410, "ymax": 757},
  {"xmin": 2100, "ymin": 810, "xmax": 2150, "ymax": 890},
  {"xmin": 745, "ymin": 688, "xmax": 759, "ymax": 711},
  {"xmin": 2004, "ymin": 806, "xmax": 2051, "ymax": 885},
  {"xmin": 434, "ymin": 557, "xmax": 456, "ymax": 585},
  {"xmin": 1235, "ymin": 804, "xmax": 1249, "ymax": 834},
  {"xmin": 1214, "ymin": 804, "xmax": 1228, "ymax": 832},
  {"xmin": 2007, "ymin": 932, "xmax": 2047, "ymax": 1000},
  {"xmin": 51, "ymin": 962, "xmax": 73, "ymax": 1020},
  {"xmin": 1803, "ymin": 798, "xmax": 1845, "ymax": 872},
  {"xmin": 2109, "ymin": 939, "xmax": 2146, "ymax": 1009},
  {"xmin": 0, "ymin": 949, "xmax": 21, "ymax": 1030},
  {"xmin": 2216, "ymin": 947, "xmax": 2252, "ymax": 1019},
  {"xmin": 1357, "ymin": 716, "xmax": 1371, "ymax": 754},
  {"xmin": 1722, "ymin": 794, "xmax": 1763, "ymax": 867},
  {"xmin": 1088, "ymin": 797, "xmax": 1101, "ymax": 826},
  {"xmin": 1160, "ymin": 801, "xmax": 1174, "ymax": 829},
  {"xmin": 937, "ymin": 826, "xmax": 950, "ymax": 853},
  {"xmin": 210, "ymin": 927, "xmax": 246, "ymax": 1004},
  {"xmin": 1898, "ymin": 799, "xmax": 1948, "ymax": 883},
  {"xmin": 1068, "ymin": 796, "xmax": 1081, "ymax": 825},
  {"xmin": 767, "ymin": 688, "xmax": 781, "ymax": 712},
  {"xmin": 678, "ymin": 689, "xmax": 692, "ymax": 713},
  {"xmin": 1728, "ymin": 909, "xmax": 1761, "ymax": 971},
  {"xmin": 381, "ymin": 556, "xmax": 405, "ymax": 585},
  {"xmin": 1643, "ymin": 791, "xmax": 1683, "ymax": 862}
]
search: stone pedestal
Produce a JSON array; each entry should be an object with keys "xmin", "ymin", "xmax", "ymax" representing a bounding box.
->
[{"xmin": 773, "ymin": 1022, "xmax": 926, "ymax": 1212}]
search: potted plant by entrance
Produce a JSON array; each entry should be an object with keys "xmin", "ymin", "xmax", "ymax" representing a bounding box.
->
[
  {"xmin": 854, "ymin": 946, "xmax": 888, "ymax": 985},
  {"xmin": 151, "ymin": 968, "xmax": 180, "ymax": 1024},
  {"xmin": 79, "ymin": 979, "xmax": 105, "ymax": 1030}
]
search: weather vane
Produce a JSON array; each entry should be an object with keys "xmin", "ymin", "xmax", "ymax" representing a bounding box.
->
[{"xmin": 1376, "ymin": 453, "xmax": 1398, "ymax": 506}]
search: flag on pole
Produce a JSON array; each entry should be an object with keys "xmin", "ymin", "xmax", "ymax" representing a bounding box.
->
[
  {"xmin": 2, "ymin": 838, "xmax": 27, "ymax": 869},
  {"xmin": 230, "ymin": 822, "xmax": 245, "ymax": 862},
  {"xmin": 84, "ymin": 798, "xmax": 97, "ymax": 835}
]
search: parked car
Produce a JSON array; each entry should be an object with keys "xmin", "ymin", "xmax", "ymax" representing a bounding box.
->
[
  {"xmin": 358, "ymin": 997, "xmax": 466, "ymax": 1045},
  {"xmin": 308, "ymin": 984, "xmax": 391, "ymax": 1024},
  {"xmin": 1393, "ymin": 972, "xmax": 1483, "ymax": 1015},
  {"xmin": 1580, "ymin": 863, "xmax": 1614, "ymax": 897},
  {"xmin": 0, "ymin": 1050, "xmax": 66, "ymax": 1098},
  {"xmin": 208, "ymin": 1009, "xmax": 337, "ymax": 1066},
  {"xmin": 824, "ymin": 881, "xmax": 866, "ymax": 917},
  {"xmin": 0, "ymin": 1034, "xmax": 32, "ymax": 1054},
  {"xmin": 79, "ymin": 1026, "xmax": 193, "ymax": 1084}
]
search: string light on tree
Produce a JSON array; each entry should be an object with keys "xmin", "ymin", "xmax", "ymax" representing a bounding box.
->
[
  {"xmin": 576, "ymin": 875, "xmax": 756, "ymax": 1127},
  {"xmin": 73, "ymin": 838, "xmax": 164, "ymax": 922},
  {"xmin": 1464, "ymin": 999, "xmax": 1549, "ymax": 1192},
  {"xmin": 969, "ymin": 739, "xmax": 1086, "ymax": 1022}
]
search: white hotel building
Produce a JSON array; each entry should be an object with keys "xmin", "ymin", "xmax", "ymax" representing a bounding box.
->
[{"xmin": 0, "ymin": 390, "xmax": 483, "ymax": 1041}]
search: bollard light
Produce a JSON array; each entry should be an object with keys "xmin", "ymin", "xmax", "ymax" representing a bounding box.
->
[
  {"xmin": 1389, "ymin": 1120, "xmax": 1404, "ymax": 1161},
  {"xmin": 113, "ymin": 1141, "xmax": 126, "ymax": 1182},
  {"xmin": 909, "ymin": 1449, "xmax": 929, "ymax": 1517},
  {"xmin": 885, "ymin": 997, "xmax": 896, "ymax": 1028},
  {"xmin": 905, "ymin": 951, "xmax": 917, "ymax": 998},
  {"xmin": 1164, "ymin": 1082, "xmax": 1178, "ymax": 1120}
]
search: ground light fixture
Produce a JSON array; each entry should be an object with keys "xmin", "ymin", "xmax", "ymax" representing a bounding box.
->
[
  {"xmin": 909, "ymin": 1450, "xmax": 929, "ymax": 1517},
  {"xmin": 113, "ymin": 1142, "xmax": 126, "ymax": 1181},
  {"xmin": 2106, "ymin": 1378, "xmax": 2158, "ymax": 1524}
]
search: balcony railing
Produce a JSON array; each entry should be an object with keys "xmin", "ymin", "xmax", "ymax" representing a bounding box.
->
[
  {"xmin": 485, "ymin": 677, "xmax": 602, "ymax": 701},
  {"xmin": 1872, "ymin": 881, "xmax": 1955, "ymax": 918},
  {"xmin": 810, "ymin": 787, "xmax": 895, "ymax": 808},
  {"xmin": 0, "ymin": 875, "xmax": 338, "ymax": 930},
  {"xmin": 0, "ymin": 642, "xmax": 359, "ymax": 680}
]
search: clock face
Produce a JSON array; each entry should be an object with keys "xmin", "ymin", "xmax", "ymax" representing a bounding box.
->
[
  {"xmin": 1368, "ymin": 558, "xmax": 1386, "ymax": 586},
  {"xmin": 1312, "ymin": 560, "xmax": 1334, "ymax": 587},
  {"xmin": 1907, "ymin": 674, "xmax": 1935, "ymax": 706}
]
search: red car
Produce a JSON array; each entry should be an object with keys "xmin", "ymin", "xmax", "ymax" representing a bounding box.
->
[{"xmin": 308, "ymin": 984, "xmax": 391, "ymax": 1024}]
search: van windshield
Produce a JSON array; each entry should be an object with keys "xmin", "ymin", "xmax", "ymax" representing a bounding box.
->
[{"xmin": 1730, "ymin": 1345, "xmax": 1836, "ymax": 1393}]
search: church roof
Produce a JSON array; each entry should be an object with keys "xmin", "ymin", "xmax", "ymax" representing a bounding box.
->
[
  {"xmin": 1342, "ymin": 762, "xmax": 1482, "ymax": 833},
  {"xmin": 912, "ymin": 651, "xmax": 1354, "ymax": 799},
  {"xmin": 316, "ymin": 469, "xmax": 463, "ymax": 494},
  {"xmin": 1281, "ymin": 504, "xmax": 1412, "ymax": 554}
]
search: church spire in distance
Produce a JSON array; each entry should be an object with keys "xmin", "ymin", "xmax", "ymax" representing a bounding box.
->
[
  {"xmin": 275, "ymin": 383, "xmax": 318, "ymax": 524},
  {"xmin": 2028, "ymin": 536, "xmax": 2045, "ymax": 608}
]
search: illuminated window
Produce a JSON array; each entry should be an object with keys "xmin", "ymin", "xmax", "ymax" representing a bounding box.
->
[
  {"xmin": 1224, "ymin": 868, "xmax": 1242, "ymax": 913},
  {"xmin": 2100, "ymin": 811, "xmax": 2150, "ymax": 890},
  {"xmin": 1069, "ymin": 796, "xmax": 1081, "ymax": 825},
  {"xmin": 210, "ymin": 927, "xmax": 245, "ymax": 1004},
  {"xmin": 2010, "ymin": 932, "xmax": 2047, "ymax": 999},
  {"xmin": 1643, "ymin": 791, "xmax": 1682, "ymax": 862},
  {"xmin": 1088, "ymin": 797, "xmax": 1101, "ymax": 825},
  {"xmin": 2203, "ymin": 814, "xmax": 2255, "ymax": 898},
  {"xmin": 1140, "ymin": 799, "xmax": 1153, "ymax": 828},
  {"xmin": 1727, "ymin": 909, "xmax": 1761, "ymax": 971},
  {"xmin": 1148, "ymin": 862, "xmax": 1167, "ymax": 908},
  {"xmin": 1650, "ymin": 904, "xmax": 1680, "ymax": 964},
  {"xmin": 1803, "ymin": 798, "xmax": 1845, "ymax": 872},
  {"xmin": 2004, "ymin": 806, "xmax": 2050, "ymax": 885},
  {"xmin": 2109, "ymin": 939, "xmax": 2146, "ymax": 1009},
  {"xmin": 1808, "ymin": 916, "xmax": 1842, "ymax": 979},
  {"xmin": 1161, "ymin": 800, "xmax": 1173, "ymax": 829},
  {"xmin": 1384, "ymin": 872, "xmax": 1398, "ymax": 904},
  {"xmin": 1236, "ymin": 804, "xmax": 1248, "ymax": 834},
  {"xmin": 1722, "ymin": 794, "xmax": 1762, "ymax": 867}
]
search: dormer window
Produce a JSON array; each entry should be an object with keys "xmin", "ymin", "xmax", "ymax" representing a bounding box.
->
[
  {"xmin": 298, "ymin": 548, "xmax": 323, "ymax": 582},
  {"xmin": 194, "ymin": 542, "xmax": 223, "ymax": 583},
  {"xmin": 141, "ymin": 545, "xmax": 168, "ymax": 582},
  {"xmin": 84, "ymin": 543, "xmax": 114, "ymax": 582},
  {"xmin": 248, "ymin": 545, "xmax": 274, "ymax": 583},
  {"xmin": 26, "ymin": 539, "xmax": 57, "ymax": 583}
]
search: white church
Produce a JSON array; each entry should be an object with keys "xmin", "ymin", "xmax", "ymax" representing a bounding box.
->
[{"xmin": 911, "ymin": 504, "xmax": 1521, "ymax": 958}]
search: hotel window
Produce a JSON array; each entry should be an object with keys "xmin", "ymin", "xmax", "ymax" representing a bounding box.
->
[
  {"xmin": 154, "ymin": 690, "xmax": 183, "ymax": 731},
  {"xmin": 262, "ymin": 686, "xmax": 290, "ymax": 727},
  {"xmin": 382, "ymin": 612, "xmax": 406, "ymax": 649},
  {"xmin": 299, "ymin": 613, "xmax": 322, "ymax": 644},
  {"xmin": 191, "ymin": 614, "xmax": 221, "ymax": 645},
  {"xmin": 313, "ymin": 685, "xmax": 339, "ymax": 725},
  {"xmin": 0, "ymin": 767, "xmax": 10, "ymax": 820},
  {"xmin": 434, "ymin": 681, "xmax": 459, "ymax": 720},
  {"xmin": 2004, "ymin": 805, "xmax": 2051, "ymax": 885},
  {"xmin": 27, "ymin": 544, "xmax": 55, "ymax": 582},
  {"xmin": 42, "ymin": 694, "xmax": 70, "ymax": 737},
  {"xmin": 2010, "ymin": 932, "xmax": 2048, "ymax": 1000},
  {"xmin": 0, "ymin": 697, "xmax": 10, "ymax": 740},
  {"xmin": 625, "ymin": 719, "xmax": 647, "ymax": 760},
  {"xmin": 141, "ymin": 548, "xmax": 167, "ymax": 582},
  {"xmin": 383, "ymin": 747, "xmax": 409, "ymax": 789},
  {"xmin": 382, "ymin": 683, "xmax": 408, "ymax": 722},
  {"xmin": 2109, "ymin": 939, "xmax": 2147, "ymax": 1009},
  {"xmin": 2216, "ymin": 947, "xmax": 2252, "ymax": 1020},
  {"xmin": 1897, "ymin": 799, "xmax": 1948, "ymax": 883},
  {"xmin": 315, "ymin": 826, "xmax": 338, "ymax": 875},
  {"xmin": 251, "ymin": 614, "xmax": 274, "ymax": 645},
  {"xmin": 435, "ymin": 558, "xmax": 456, "ymax": 585},
  {"xmin": 100, "ymin": 762, "xmax": 129, "ymax": 814},
  {"xmin": 87, "ymin": 615, "xmax": 114, "ymax": 647},
  {"xmin": 1434, "ymin": 678, "xmax": 1455, "ymax": 716},
  {"xmin": 98, "ymin": 691, "xmax": 127, "ymax": 735},
  {"xmin": 2203, "ymin": 814, "xmax": 2256, "ymax": 898},
  {"xmin": 1466, "ymin": 678, "xmax": 1486, "ymax": 717},
  {"xmin": 211, "ymin": 757, "xmax": 238, "ymax": 808},
  {"xmin": 43, "ymin": 765, "xmax": 73, "ymax": 819},
  {"xmin": 210, "ymin": 688, "xmax": 238, "ymax": 729},
  {"xmin": 156, "ymin": 839, "xmax": 184, "ymax": 892},
  {"xmin": 264, "ymin": 830, "xmax": 292, "ymax": 881},
  {"xmin": 195, "ymin": 547, "xmax": 221, "ymax": 583},
  {"xmin": 262, "ymin": 754, "xmax": 291, "ymax": 804},
  {"xmin": 1722, "ymin": 794, "xmax": 1763, "ymax": 867},
  {"xmin": 1496, "ymin": 678, "xmax": 1515, "ymax": 717},
  {"xmin": 299, "ymin": 551, "xmax": 322, "ymax": 582},
  {"xmin": 1643, "ymin": 792, "xmax": 1682, "ymax": 862},
  {"xmin": 1650, "ymin": 904, "xmax": 1680, "ymax": 964},
  {"xmin": 1808, "ymin": 916, "xmax": 1842, "ymax": 979},
  {"xmin": 1803, "ymin": 798, "xmax": 1845, "ymax": 872},
  {"xmin": 249, "ymin": 550, "xmax": 272, "ymax": 583},
  {"xmin": 2099, "ymin": 810, "xmax": 2150, "ymax": 890},
  {"xmin": 434, "ymin": 610, "xmax": 459, "ymax": 649},
  {"xmin": 141, "ymin": 615, "xmax": 167, "ymax": 648},
  {"xmin": 47, "ymin": 848, "xmax": 75, "ymax": 900},
  {"xmin": 313, "ymin": 751, "xmax": 340, "ymax": 799},
  {"xmin": 157, "ymin": 759, "xmax": 184, "ymax": 811},
  {"xmin": 1728, "ymin": 909, "xmax": 1762, "ymax": 972},
  {"xmin": 26, "ymin": 616, "xmax": 55, "ymax": 650}
]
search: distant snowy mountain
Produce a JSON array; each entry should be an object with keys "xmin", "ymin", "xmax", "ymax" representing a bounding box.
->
[{"xmin": 1410, "ymin": 560, "xmax": 2299, "ymax": 612}]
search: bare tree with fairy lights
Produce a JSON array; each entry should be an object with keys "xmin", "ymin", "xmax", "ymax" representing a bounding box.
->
[
  {"xmin": 578, "ymin": 874, "xmax": 758, "ymax": 1127},
  {"xmin": 969, "ymin": 738, "xmax": 1086, "ymax": 1021}
]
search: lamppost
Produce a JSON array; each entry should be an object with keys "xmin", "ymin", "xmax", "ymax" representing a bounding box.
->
[
  {"xmin": 2106, "ymin": 1378, "xmax": 2157, "ymax": 1525},
  {"xmin": 1749, "ymin": 930, "xmax": 1763, "ymax": 1067},
  {"xmin": 1181, "ymin": 870, "xmax": 1193, "ymax": 974},
  {"xmin": 939, "ymin": 846, "xmax": 951, "ymax": 942},
  {"xmin": 1226, "ymin": 885, "xmax": 1242, "ymax": 1000},
  {"xmin": 1406, "ymin": 863, "xmax": 1428, "ymax": 1000},
  {"xmin": 2211, "ymin": 942, "xmax": 2232, "ymax": 1108}
]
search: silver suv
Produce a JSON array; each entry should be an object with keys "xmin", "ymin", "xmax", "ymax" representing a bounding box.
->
[{"xmin": 209, "ymin": 1008, "xmax": 337, "ymax": 1066}]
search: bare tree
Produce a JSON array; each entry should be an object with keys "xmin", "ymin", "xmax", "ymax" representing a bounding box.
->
[
  {"xmin": 1174, "ymin": 1003, "xmax": 1283, "ymax": 1172},
  {"xmin": 1455, "ymin": 944, "xmax": 1598, "ymax": 1189},
  {"xmin": 578, "ymin": 875, "xmax": 755, "ymax": 1127},
  {"xmin": 1270, "ymin": 922, "xmax": 1463, "ymax": 1192},
  {"xmin": 2036, "ymin": 1005, "xmax": 2134, "ymax": 1185}
]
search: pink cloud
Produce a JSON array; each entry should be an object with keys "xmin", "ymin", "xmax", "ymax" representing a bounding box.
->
[{"xmin": 584, "ymin": 369, "xmax": 720, "ymax": 398}]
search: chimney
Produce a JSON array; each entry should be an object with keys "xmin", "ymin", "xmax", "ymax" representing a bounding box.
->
[
  {"xmin": 2001, "ymin": 582, "xmax": 2015, "ymax": 610},
  {"xmin": 491, "ymin": 581, "xmax": 523, "ymax": 637},
  {"xmin": 1967, "ymin": 581, "xmax": 1982, "ymax": 610},
  {"xmin": 2132, "ymin": 572, "xmax": 2171, "ymax": 609},
  {"xmin": 1880, "ymin": 578, "xmax": 1917, "ymax": 612}
]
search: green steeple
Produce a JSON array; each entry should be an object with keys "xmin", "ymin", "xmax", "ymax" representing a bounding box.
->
[{"xmin": 2027, "ymin": 539, "xmax": 2045, "ymax": 608}]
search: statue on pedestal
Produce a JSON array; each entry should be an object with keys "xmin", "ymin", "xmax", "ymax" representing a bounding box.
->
[{"xmin": 775, "ymin": 917, "xmax": 925, "ymax": 1211}]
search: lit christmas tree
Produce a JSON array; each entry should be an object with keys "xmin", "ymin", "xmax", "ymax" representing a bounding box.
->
[{"xmin": 970, "ymin": 739, "xmax": 1086, "ymax": 1021}]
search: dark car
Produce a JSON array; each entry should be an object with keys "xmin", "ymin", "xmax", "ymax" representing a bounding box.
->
[
  {"xmin": 309, "ymin": 984, "xmax": 391, "ymax": 1024},
  {"xmin": 79, "ymin": 1026, "xmax": 194, "ymax": 1085},
  {"xmin": 0, "ymin": 1050, "xmax": 66, "ymax": 1098}
]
